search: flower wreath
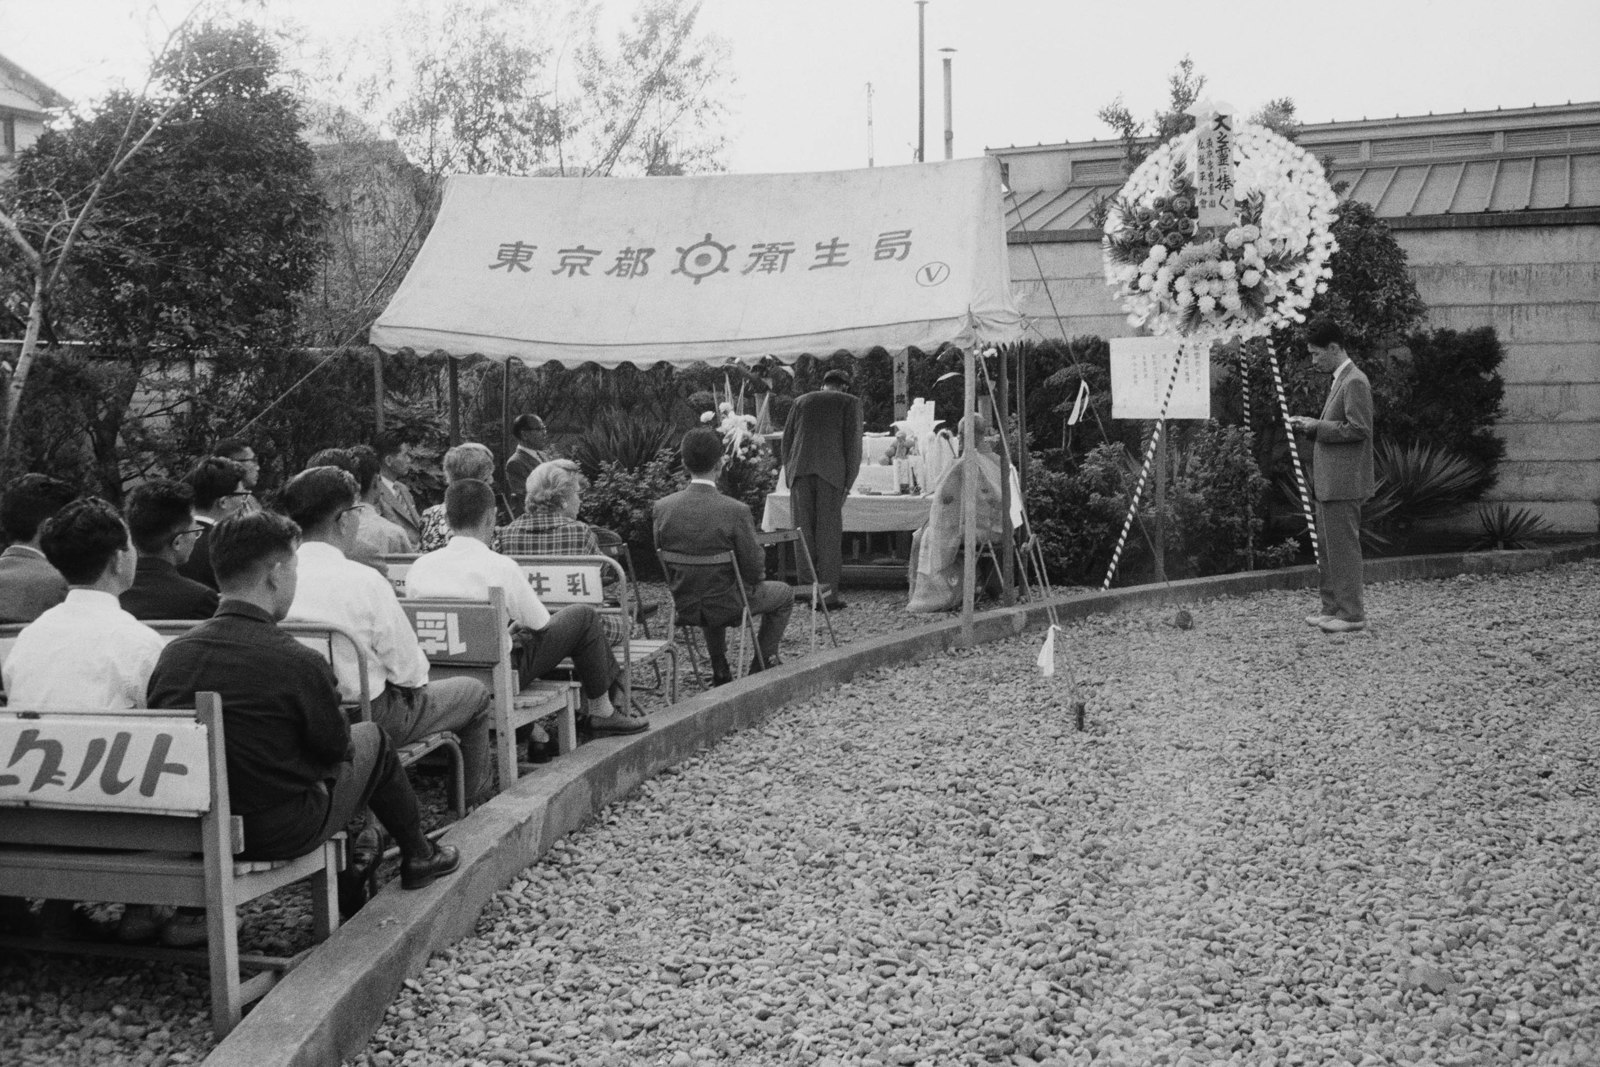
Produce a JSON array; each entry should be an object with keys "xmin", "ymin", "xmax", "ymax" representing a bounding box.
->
[{"xmin": 1101, "ymin": 121, "xmax": 1338, "ymax": 340}]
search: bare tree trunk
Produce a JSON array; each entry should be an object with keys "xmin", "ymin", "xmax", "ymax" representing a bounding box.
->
[{"xmin": 2, "ymin": 273, "xmax": 47, "ymax": 462}]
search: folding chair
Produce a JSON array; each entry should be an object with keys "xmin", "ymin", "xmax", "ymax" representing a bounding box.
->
[
  {"xmin": 756, "ymin": 529, "xmax": 837, "ymax": 650},
  {"xmin": 656, "ymin": 548, "xmax": 764, "ymax": 691}
]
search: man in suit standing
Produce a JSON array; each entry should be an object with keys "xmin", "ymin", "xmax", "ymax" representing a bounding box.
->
[
  {"xmin": 373, "ymin": 432, "xmax": 424, "ymax": 546},
  {"xmin": 780, "ymin": 368, "xmax": 862, "ymax": 610},
  {"xmin": 654, "ymin": 429, "xmax": 793, "ymax": 685},
  {"xmin": 1290, "ymin": 318, "xmax": 1376, "ymax": 634},
  {"xmin": 0, "ymin": 474, "xmax": 75, "ymax": 623},
  {"xmin": 504, "ymin": 414, "xmax": 553, "ymax": 516}
]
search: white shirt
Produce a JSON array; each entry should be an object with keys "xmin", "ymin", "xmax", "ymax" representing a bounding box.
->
[
  {"xmin": 406, "ymin": 536, "xmax": 551, "ymax": 631},
  {"xmin": 286, "ymin": 541, "xmax": 429, "ymax": 701},
  {"xmin": 2, "ymin": 589, "xmax": 165, "ymax": 709}
]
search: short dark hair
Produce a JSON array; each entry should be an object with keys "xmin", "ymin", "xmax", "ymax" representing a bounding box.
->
[
  {"xmin": 185, "ymin": 457, "xmax": 246, "ymax": 510},
  {"xmin": 305, "ymin": 448, "xmax": 355, "ymax": 474},
  {"xmin": 39, "ymin": 498, "xmax": 128, "ymax": 585},
  {"xmin": 124, "ymin": 480, "xmax": 196, "ymax": 555},
  {"xmin": 347, "ymin": 444, "xmax": 381, "ymax": 495},
  {"xmin": 213, "ymin": 437, "xmax": 253, "ymax": 461},
  {"xmin": 279, "ymin": 466, "xmax": 357, "ymax": 531},
  {"xmin": 512, "ymin": 414, "xmax": 545, "ymax": 437},
  {"xmin": 680, "ymin": 427, "xmax": 723, "ymax": 476},
  {"xmin": 1305, "ymin": 317, "xmax": 1346, "ymax": 349},
  {"xmin": 210, "ymin": 510, "xmax": 300, "ymax": 585},
  {"xmin": 822, "ymin": 368, "xmax": 853, "ymax": 388},
  {"xmin": 444, "ymin": 479, "xmax": 496, "ymax": 530},
  {"xmin": 372, "ymin": 431, "xmax": 407, "ymax": 460},
  {"xmin": 0, "ymin": 473, "xmax": 76, "ymax": 543}
]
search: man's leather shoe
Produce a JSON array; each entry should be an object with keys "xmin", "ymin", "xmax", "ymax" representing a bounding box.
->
[
  {"xmin": 1305, "ymin": 613, "xmax": 1333, "ymax": 627},
  {"xmin": 401, "ymin": 844, "xmax": 460, "ymax": 890},
  {"xmin": 822, "ymin": 598, "xmax": 847, "ymax": 611},
  {"xmin": 527, "ymin": 732, "xmax": 557, "ymax": 763},
  {"xmin": 747, "ymin": 655, "xmax": 782, "ymax": 675},
  {"xmin": 586, "ymin": 713, "xmax": 649, "ymax": 736},
  {"xmin": 1319, "ymin": 617, "xmax": 1367, "ymax": 633}
]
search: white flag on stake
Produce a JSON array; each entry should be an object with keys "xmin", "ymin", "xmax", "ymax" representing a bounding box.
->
[
  {"xmin": 1067, "ymin": 380, "xmax": 1090, "ymax": 426},
  {"xmin": 1036, "ymin": 624, "xmax": 1060, "ymax": 676}
]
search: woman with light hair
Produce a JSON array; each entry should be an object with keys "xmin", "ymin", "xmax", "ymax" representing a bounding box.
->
[
  {"xmin": 418, "ymin": 442, "xmax": 497, "ymax": 551},
  {"xmin": 500, "ymin": 459, "xmax": 628, "ymax": 645}
]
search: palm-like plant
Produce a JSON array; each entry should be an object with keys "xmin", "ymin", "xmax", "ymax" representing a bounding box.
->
[
  {"xmin": 1472, "ymin": 504, "xmax": 1552, "ymax": 551},
  {"xmin": 1360, "ymin": 440, "xmax": 1486, "ymax": 553}
]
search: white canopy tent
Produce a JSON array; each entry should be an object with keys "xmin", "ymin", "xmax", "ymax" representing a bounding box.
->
[
  {"xmin": 370, "ymin": 157, "xmax": 1021, "ymax": 365},
  {"xmin": 370, "ymin": 157, "xmax": 1025, "ymax": 638}
]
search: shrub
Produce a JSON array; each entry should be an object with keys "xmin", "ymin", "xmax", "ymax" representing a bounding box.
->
[
  {"xmin": 1165, "ymin": 424, "xmax": 1270, "ymax": 578},
  {"xmin": 582, "ymin": 448, "xmax": 683, "ymax": 552},
  {"xmin": 1026, "ymin": 444, "xmax": 1149, "ymax": 587},
  {"xmin": 1382, "ymin": 326, "xmax": 1506, "ymax": 490}
]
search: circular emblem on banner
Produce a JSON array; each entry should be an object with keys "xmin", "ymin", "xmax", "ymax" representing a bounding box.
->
[
  {"xmin": 915, "ymin": 261, "xmax": 950, "ymax": 287},
  {"xmin": 672, "ymin": 234, "xmax": 736, "ymax": 285}
]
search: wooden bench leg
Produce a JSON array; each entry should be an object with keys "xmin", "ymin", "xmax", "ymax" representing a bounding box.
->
[
  {"xmin": 556, "ymin": 691, "xmax": 579, "ymax": 754},
  {"xmin": 206, "ymin": 880, "xmax": 242, "ymax": 1037}
]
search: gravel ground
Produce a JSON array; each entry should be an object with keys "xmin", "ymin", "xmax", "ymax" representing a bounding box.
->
[
  {"xmin": 8, "ymin": 565, "xmax": 1600, "ymax": 1065},
  {"xmin": 353, "ymin": 564, "xmax": 1600, "ymax": 1067},
  {"xmin": 0, "ymin": 584, "xmax": 931, "ymax": 1066}
]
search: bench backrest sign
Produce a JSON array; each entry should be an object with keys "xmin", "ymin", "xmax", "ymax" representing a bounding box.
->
[
  {"xmin": 386, "ymin": 560, "xmax": 606, "ymax": 607},
  {"xmin": 400, "ymin": 601, "xmax": 506, "ymax": 665},
  {"xmin": 0, "ymin": 712, "xmax": 210, "ymax": 815}
]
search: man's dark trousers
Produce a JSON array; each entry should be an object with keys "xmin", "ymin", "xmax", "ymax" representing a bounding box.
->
[{"xmin": 791, "ymin": 473, "xmax": 845, "ymax": 592}]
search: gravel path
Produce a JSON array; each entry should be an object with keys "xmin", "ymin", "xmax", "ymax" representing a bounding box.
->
[
  {"xmin": 354, "ymin": 564, "xmax": 1600, "ymax": 1067},
  {"xmin": 6, "ymin": 565, "xmax": 1599, "ymax": 1065}
]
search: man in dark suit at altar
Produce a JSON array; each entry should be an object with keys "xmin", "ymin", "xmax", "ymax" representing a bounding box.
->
[{"xmin": 780, "ymin": 368, "xmax": 861, "ymax": 610}]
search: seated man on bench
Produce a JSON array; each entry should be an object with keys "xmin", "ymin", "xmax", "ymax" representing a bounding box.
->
[
  {"xmin": 1, "ymin": 497, "xmax": 175, "ymax": 943},
  {"xmin": 280, "ymin": 466, "xmax": 495, "ymax": 806},
  {"xmin": 407, "ymin": 479, "xmax": 646, "ymax": 737},
  {"xmin": 147, "ymin": 511, "xmax": 459, "ymax": 893}
]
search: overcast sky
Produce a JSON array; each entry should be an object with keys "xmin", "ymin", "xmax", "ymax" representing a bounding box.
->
[{"xmin": 6, "ymin": 0, "xmax": 1598, "ymax": 174}]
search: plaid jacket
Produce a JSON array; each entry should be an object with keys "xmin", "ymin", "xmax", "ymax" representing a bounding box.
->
[{"xmin": 499, "ymin": 510, "xmax": 626, "ymax": 644}]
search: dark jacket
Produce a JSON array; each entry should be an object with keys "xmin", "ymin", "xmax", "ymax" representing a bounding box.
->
[
  {"xmin": 781, "ymin": 388, "xmax": 864, "ymax": 492},
  {"xmin": 1308, "ymin": 362, "xmax": 1376, "ymax": 502},
  {"xmin": 653, "ymin": 482, "xmax": 765, "ymax": 627},
  {"xmin": 0, "ymin": 545, "xmax": 68, "ymax": 623},
  {"xmin": 121, "ymin": 556, "xmax": 220, "ymax": 621},
  {"xmin": 176, "ymin": 522, "xmax": 218, "ymax": 590},
  {"xmin": 146, "ymin": 600, "xmax": 350, "ymax": 858}
]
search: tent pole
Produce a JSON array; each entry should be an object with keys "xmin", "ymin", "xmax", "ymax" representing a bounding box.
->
[
  {"xmin": 1017, "ymin": 343, "xmax": 1027, "ymax": 500},
  {"xmin": 372, "ymin": 347, "xmax": 385, "ymax": 436},
  {"xmin": 997, "ymin": 347, "xmax": 1015, "ymax": 606},
  {"xmin": 447, "ymin": 357, "xmax": 461, "ymax": 445},
  {"xmin": 961, "ymin": 346, "xmax": 976, "ymax": 645},
  {"xmin": 500, "ymin": 360, "xmax": 512, "ymax": 478}
]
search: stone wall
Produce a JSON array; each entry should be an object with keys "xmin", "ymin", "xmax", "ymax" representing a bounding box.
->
[{"xmin": 1007, "ymin": 222, "xmax": 1600, "ymax": 533}]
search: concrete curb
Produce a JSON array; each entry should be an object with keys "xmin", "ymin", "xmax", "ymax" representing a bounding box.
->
[{"xmin": 204, "ymin": 539, "xmax": 1600, "ymax": 1067}]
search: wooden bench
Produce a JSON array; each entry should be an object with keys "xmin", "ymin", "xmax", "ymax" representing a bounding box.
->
[
  {"xmin": 383, "ymin": 553, "xmax": 679, "ymax": 707},
  {"xmin": 398, "ymin": 588, "xmax": 579, "ymax": 789},
  {"xmin": 0, "ymin": 693, "xmax": 343, "ymax": 1038},
  {"xmin": 35, "ymin": 618, "xmax": 468, "ymax": 817}
]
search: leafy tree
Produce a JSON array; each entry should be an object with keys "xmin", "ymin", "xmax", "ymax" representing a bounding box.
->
[
  {"xmin": 354, "ymin": 0, "xmax": 731, "ymax": 179},
  {"xmin": 0, "ymin": 20, "xmax": 328, "ymax": 494}
]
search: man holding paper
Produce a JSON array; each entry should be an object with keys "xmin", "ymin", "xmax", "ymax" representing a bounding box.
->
[{"xmin": 1289, "ymin": 318, "xmax": 1375, "ymax": 634}]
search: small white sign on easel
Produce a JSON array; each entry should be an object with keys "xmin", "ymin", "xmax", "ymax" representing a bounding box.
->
[{"xmin": 1110, "ymin": 337, "xmax": 1210, "ymax": 420}]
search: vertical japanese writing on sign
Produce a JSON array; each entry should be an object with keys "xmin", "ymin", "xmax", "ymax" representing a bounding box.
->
[{"xmin": 1193, "ymin": 105, "xmax": 1236, "ymax": 228}]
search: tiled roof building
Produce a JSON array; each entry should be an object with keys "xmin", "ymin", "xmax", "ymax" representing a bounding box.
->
[{"xmin": 991, "ymin": 102, "xmax": 1600, "ymax": 531}]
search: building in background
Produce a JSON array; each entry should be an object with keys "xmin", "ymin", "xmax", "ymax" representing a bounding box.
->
[
  {"xmin": 0, "ymin": 53, "xmax": 67, "ymax": 173},
  {"xmin": 992, "ymin": 102, "xmax": 1600, "ymax": 532}
]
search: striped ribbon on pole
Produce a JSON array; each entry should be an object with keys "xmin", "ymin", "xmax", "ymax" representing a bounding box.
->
[
  {"xmin": 1101, "ymin": 340, "xmax": 1191, "ymax": 591},
  {"xmin": 1265, "ymin": 337, "xmax": 1320, "ymax": 564},
  {"xmin": 1238, "ymin": 345, "xmax": 1253, "ymax": 429}
]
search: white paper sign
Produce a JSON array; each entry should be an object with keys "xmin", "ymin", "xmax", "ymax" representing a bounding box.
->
[
  {"xmin": 0, "ymin": 714, "xmax": 210, "ymax": 814},
  {"xmin": 1110, "ymin": 337, "xmax": 1210, "ymax": 420}
]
